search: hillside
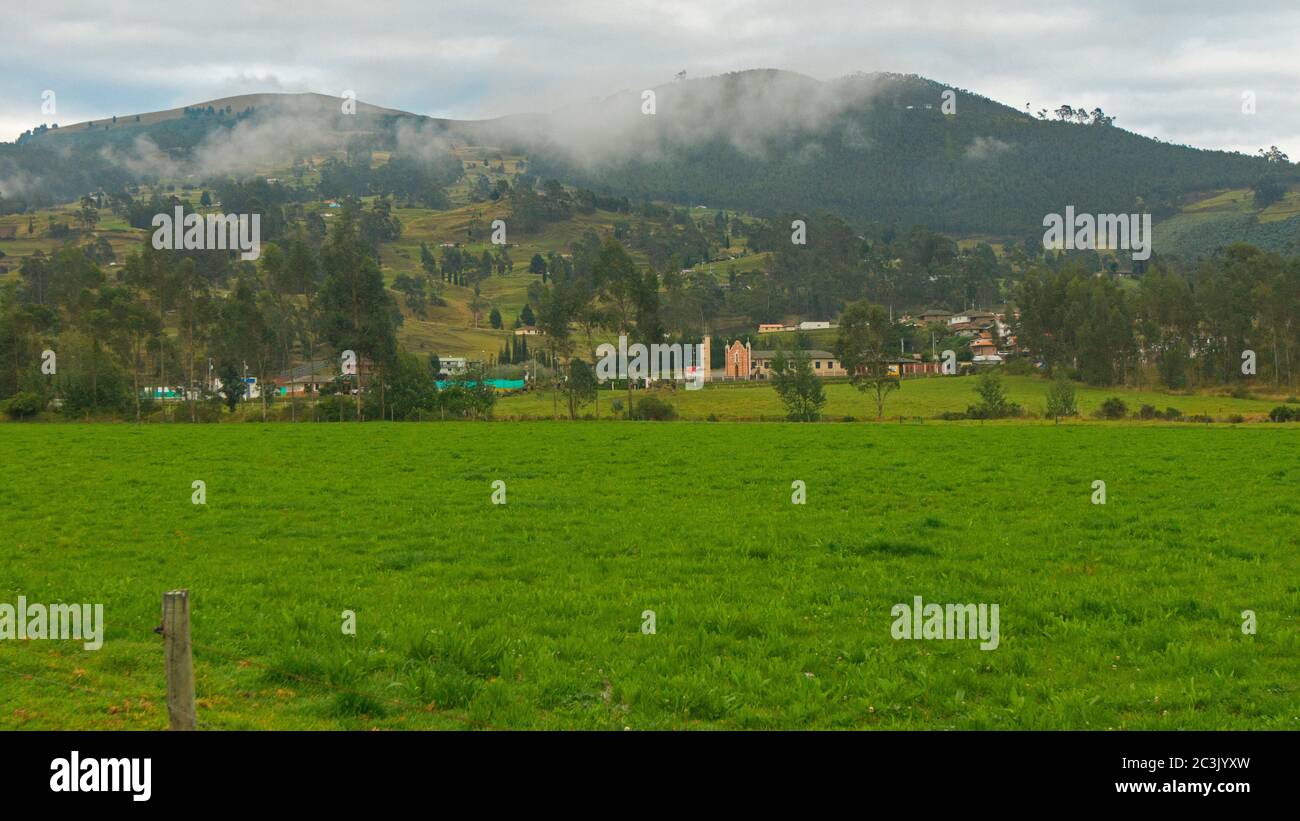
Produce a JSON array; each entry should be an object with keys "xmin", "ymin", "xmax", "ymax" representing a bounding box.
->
[
  {"xmin": 502, "ymin": 70, "xmax": 1292, "ymax": 237},
  {"xmin": 30, "ymin": 92, "xmax": 412, "ymax": 137},
  {"xmin": 6, "ymin": 72, "xmax": 1296, "ymax": 243},
  {"xmin": 1156, "ymin": 186, "xmax": 1300, "ymax": 259}
]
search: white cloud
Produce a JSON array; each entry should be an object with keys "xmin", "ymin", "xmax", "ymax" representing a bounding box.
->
[{"xmin": 1, "ymin": 0, "xmax": 1298, "ymax": 156}]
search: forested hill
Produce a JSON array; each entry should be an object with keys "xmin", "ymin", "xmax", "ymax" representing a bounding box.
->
[
  {"xmin": 2, "ymin": 93, "xmax": 458, "ymax": 212},
  {"xmin": 4, "ymin": 73, "xmax": 1295, "ymax": 239},
  {"xmin": 501, "ymin": 70, "xmax": 1289, "ymax": 237}
]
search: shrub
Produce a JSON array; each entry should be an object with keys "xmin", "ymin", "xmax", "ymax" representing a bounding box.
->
[
  {"xmin": 1188, "ymin": 414, "xmax": 1214, "ymax": 423},
  {"xmin": 968, "ymin": 372, "xmax": 1022, "ymax": 419},
  {"xmin": 633, "ymin": 396, "xmax": 677, "ymax": 421},
  {"xmin": 60, "ymin": 366, "xmax": 133, "ymax": 416},
  {"xmin": 1269, "ymin": 405, "xmax": 1297, "ymax": 422},
  {"xmin": 2, "ymin": 391, "xmax": 43, "ymax": 419},
  {"xmin": 937, "ymin": 411, "xmax": 968, "ymax": 421},
  {"xmin": 318, "ymin": 394, "xmax": 359, "ymax": 422},
  {"xmin": 1002, "ymin": 358, "xmax": 1036, "ymax": 376},
  {"xmin": 1096, "ymin": 397, "xmax": 1127, "ymax": 419},
  {"xmin": 1045, "ymin": 378, "xmax": 1078, "ymax": 418},
  {"xmin": 1163, "ymin": 406, "xmax": 1184, "ymax": 421},
  {"xmin": 1226, "ymin": 414, "xmax": 1244, "ymax": 424},
  {"xmin": 191, "ymin": 400, "xmax": 224, "ymax": 423},
  {"xmin": 1137, "ymin": 404, "xmax": 1159, "ymax": 420},
  {"xmin": 1230, "ymin": 385, "xmax": 1253, "ymax": 400}
]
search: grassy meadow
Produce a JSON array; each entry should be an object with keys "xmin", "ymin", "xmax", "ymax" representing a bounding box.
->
[
  {"xmin": 497, "ymin": 374, "xmax": 1289, "ymax": 421},
  {"xmin": 1, "ymin": 422, "xmax": 1296, "ymax": 729}
]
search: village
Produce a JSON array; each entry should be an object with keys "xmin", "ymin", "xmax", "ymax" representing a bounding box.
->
[
  {"xmin": 718, "ymin": 307, "xmax": 1014, "ymax": 382},
  {"xmin": 137, "ymin": 305, "xmax": 1018, "ymax": 403}
]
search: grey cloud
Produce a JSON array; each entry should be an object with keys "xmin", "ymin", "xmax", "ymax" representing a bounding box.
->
[{"xmin": 1, "ymin": 1, "xmax": 1298, "ymax": 156}]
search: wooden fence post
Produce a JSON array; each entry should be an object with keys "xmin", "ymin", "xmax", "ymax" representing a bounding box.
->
[{"xmin": 162, "ymin": 589, "xmax": 196, "ymax": 730}]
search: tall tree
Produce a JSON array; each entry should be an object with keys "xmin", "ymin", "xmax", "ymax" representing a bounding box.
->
[
  {"xmin": 319, "ymin": 204, "xmax": 398, "ymax": 420},
  {"xmin": 175, "ymin": 258, "xmax": 212, "ymax": 422},
  {"xmin": 837, "ymin": 300, "xmax": 900, "ymax": 419}
]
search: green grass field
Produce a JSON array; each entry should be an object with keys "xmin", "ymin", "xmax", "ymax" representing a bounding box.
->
[
  {"xmin": 1, "ymin": 423, "xmax": 1296, "ymax": 729},
  {"xmin": 497, "ymin": 374, "xmax": 1288, "ymax": 421}
]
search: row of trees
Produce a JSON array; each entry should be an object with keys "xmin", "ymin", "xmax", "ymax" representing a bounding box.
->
[
  {"xmin": 522, "ymin": 236, "xmax": 664, "ymax": 419},
  {"xmin": 1017, "ymin": 244, "xmax": 1299, "ymax": 389},
  {"xmin": 0, "ymin": 199, "xmax": 444, "ymax": 422}
]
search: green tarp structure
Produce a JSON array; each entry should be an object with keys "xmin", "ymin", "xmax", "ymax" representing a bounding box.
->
[{"xmin": 435, "ymin": 379, "xmax": 526, "ymax": 390}]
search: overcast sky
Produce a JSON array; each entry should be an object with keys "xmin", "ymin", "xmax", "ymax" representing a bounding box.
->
[{"xmin": 4, "ymin": 0, "xmax": 1298, "ymax": 156}]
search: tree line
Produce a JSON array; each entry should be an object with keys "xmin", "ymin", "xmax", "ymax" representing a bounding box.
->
[{"xmin": 0, "ymin": 198, "xmax": 509, "ymax": 422}]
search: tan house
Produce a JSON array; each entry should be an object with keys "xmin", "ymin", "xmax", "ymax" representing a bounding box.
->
[
  {"xmin": 752, "ymin": 349, "xmax": 844, "ymax": 378},
  {"xmin": 272, "ymin": 359, "xmax": 341, "ymax": 396},
  {"xmin": 970, "ymin": 338, "xmax": 999, "ymax": 358},
  {"xmin": 723, "ymin": 340, "xmax": 845, "ymax": 379},
  {"xmin": 917, "ymin": 309, "xmax": 953, "ymax": 325}
]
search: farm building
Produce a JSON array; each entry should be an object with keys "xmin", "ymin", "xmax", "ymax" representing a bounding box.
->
[
  {"xmin": 916, "ymin": 309, "xmax": 953, "ymax": 325},
  {"xmin": 272, "ymin": 359, "xmax": 342, "ymax": 396},
  {"xmin": 722, "ymin": 340, "xmax": 845, "ymax": 379},
  {"xmin": 887, "ymin": 357, "xmax": 942, "ymax": 376}
]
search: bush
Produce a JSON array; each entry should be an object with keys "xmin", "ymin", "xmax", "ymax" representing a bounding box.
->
[
  {"xmin": 1163, "ymin": 406, "xmax": 1184, "ymax": 421},
  {"xmin": 1188, "ymin": 414, "xmax": 1214, "ymax": 423},
  {"xmin": 633, "ymin": 396, "xmax": 677, "ymax": 421},
  {"xmin": 1226, "ymin": 414, "xmax": 1244, "ymax": 424},
  {"xmin": 60, "ymin": 366, "xmax": 133, "ymax": 416},
  {"xmin": 1045, "ymin": 378, "xmax": 1078, "ymax": 418},
  {"xmin": 318, "ymin": 394, "xmax": 359, "ymax": 422},
  {"xmin": 1137, "ymin": 404, "xmax": 1159, "ymax": 420},
  {"xmin": 937, "ymin": 411, "xmax": 968, "ymax": 421},
  {"xmin": 1096, "ymin": 397, "xmax": 1127, "ymax": 419},
  {"xmin": 193, "ymin": 399, "xmax": 224, "ymax": 422},
  {"xmin": 1002, "ymin": 358, "xmax": 1037, "ymax": 376},
  {"xmin": 1230, "ymin": 385, "xmax": 1253, "ymax": 400},
  {"xmin": 2, "ymin": 391, "xmax": 43, "ymax": 419},
  {"xmin": 1269, "ymin": 405, "xmax": 1297, "ymax": 422},
  {"xmin": 968, "ymin": 372, "xmax": 1022, "ymax": 419}
]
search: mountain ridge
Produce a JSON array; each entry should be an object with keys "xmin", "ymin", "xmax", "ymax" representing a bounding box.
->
[{"xmin": 6, "ymin": 70, "xmax": 1297, "ymax": 241}]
